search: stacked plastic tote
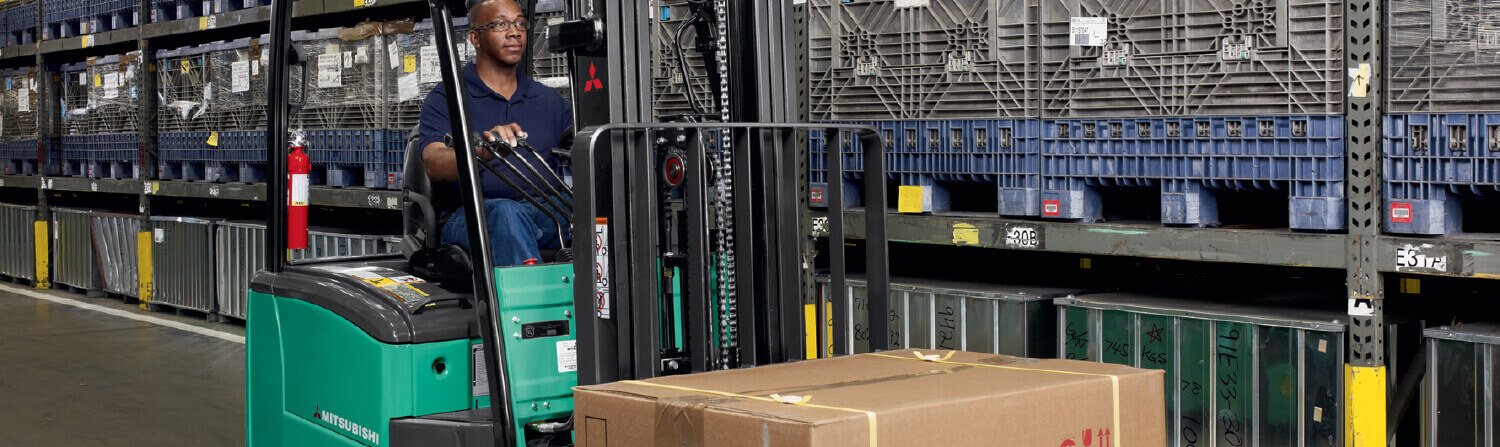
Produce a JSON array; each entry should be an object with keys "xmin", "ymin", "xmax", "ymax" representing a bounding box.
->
[
  {"xmin": 59, "ymin": 52, "xmax": 143, "ymax": 179},
  {"xmin": 150, "ymin": 0, "xmax": 271, "ymax": 23},
  {"xmin": 0, "ymin": 68, "xmax": 40, "ymax": 175},
  {"xmin": 383, "ymin": 18, "xmax": 471, "ymax": 189},
  {"xmin": 293, "ymin": 22, "xmax": 407, "ymax": 189},
  {"xmin": 2, "ymin": 0, "xmax": 37, "ymax": 46},
  {"xmin": 807, "ymin": 0, "xmax": 1042, "ymax": 215},
  {"xmin": 1383, "ymin": 0, "xmax": 1500, "ymax": 235},
  {"xmin": 807, "ymin": 0, "xmax": 1346, "ymax": 230},
  {"xmin": 156, "ymin": 43, "xmax": 216, "ymax": 181},
  {"xmin": 156, "ymin": 36, "xmax": 271, "ymax": 183},
  {"xmin": 42, "ymin": 0, "xmax": 137, "ymax": 40}
]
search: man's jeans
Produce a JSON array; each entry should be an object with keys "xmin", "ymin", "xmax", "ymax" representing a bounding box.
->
[{"xmin": 440, "ymin": 198, "xmax": 565, "ymax": 267}]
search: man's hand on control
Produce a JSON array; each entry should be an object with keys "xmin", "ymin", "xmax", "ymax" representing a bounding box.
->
[{"xmin": 478, "ymin": 123, "xmax": 527, "ymax": 160}]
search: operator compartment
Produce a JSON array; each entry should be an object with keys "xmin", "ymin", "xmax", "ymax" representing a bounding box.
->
[{"xmin": 247, "ymin": 257, "xmax": 576, "ymax": 447}]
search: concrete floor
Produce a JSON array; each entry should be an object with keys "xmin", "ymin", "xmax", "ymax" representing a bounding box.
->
[{"xmin": 0, "ymin": 285, "xmax": 246, "ymax": 446}]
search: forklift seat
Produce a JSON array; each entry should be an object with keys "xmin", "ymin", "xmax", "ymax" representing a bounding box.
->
[
  {"xmin": 401, "ymin": 130, "xmax": 569, "ymax": 288},
  {"xmin": 401, "ymin": 130, "xmax": 476, "ymax": 288}
]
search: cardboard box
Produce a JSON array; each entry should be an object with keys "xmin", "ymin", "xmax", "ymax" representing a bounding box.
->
[{"xmin": 573, "ymin": 349, "xmax": 1165, "ymax": 447}]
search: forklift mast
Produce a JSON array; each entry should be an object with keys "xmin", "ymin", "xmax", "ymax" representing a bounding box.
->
[{"xmin": 259, "ymin": 0, "xmax": 889, "ymax": 446}]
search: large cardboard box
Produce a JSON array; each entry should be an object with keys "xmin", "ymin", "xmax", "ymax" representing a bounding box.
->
[{"xmin": 573, "ymin": 349, "xmax": 1165, "ymax": 447}]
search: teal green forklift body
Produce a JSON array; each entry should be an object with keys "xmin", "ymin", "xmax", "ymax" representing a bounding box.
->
[{"xmin": 246, "ymin": 259, "xmax": 575, "ymax": 447}]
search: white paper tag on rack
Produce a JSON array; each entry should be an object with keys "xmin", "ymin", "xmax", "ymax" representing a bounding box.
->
[
  {"xmin": 419, "ymin": 46, "xmax": 440, "ymax": 83},
  {"xmin": 251, "ymin": 60, "xmax": 259, "ymax": 77},
  {"xmin": 317, "ymin": 53, "xmax": 342, "ymax": 88},
  {"xmin": 231, "ymin": 61, "xmax": 250, "ymax": 92},
  {"xmin": 894, "ymin": 0, "xmax": 929, "ymax": 6},
  {"xmin": 388, "ymin": 43, "xmax": 401, "ymax": 69},
  {"xmin": 1070, "ymin": 17, "xmax": 1107, "ymax": 47},
  {"xmin": 355, "ymin": 46, "xmax": 369, "ymax": 64},
  {"xmin": 103, "ymin": 73, "xmax": 119, "ymax": 99},
  {"xmin": 342, "ymin": 51, "xmax": 353, "ymax": 69},
  {"xmin": 17, "ymin": 88, "xmax": 28, "ymax": 112},
  {"xmin": 397, "ymin": 72, "xmax": 420, "ymax": 103}
]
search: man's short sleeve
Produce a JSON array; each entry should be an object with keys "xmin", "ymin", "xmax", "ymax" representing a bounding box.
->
[{"xmin": 417, "ymin": 83, "xmax": 450, "ymax": 150}]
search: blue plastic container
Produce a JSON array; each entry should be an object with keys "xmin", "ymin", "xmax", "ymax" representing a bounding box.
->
[
  {"xmin": 1040, "ymin": 115, "xmax": 1345, "ymax": 230},
  {"xmin": 1382, "ymin": 113, "xmax": 1500, "ymax": 235},
  {"xmin": 809, "ymin": 119, "xmax": 1041, "ymax": 215}
]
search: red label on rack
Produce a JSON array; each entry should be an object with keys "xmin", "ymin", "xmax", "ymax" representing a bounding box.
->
[
  {"xmin": 1391, "ymin": 202, "xmax": 1413, "ymax": 223},
  {"xmin": 809, "ymin": 187, "xmax": 825, "ymax": 204},
  {"xmin": 1043, "ymin": 199, "xmax": 1061, "ymax": 217}
]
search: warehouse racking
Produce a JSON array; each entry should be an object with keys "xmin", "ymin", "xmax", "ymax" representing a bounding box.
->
[{"xmin": 0, "ymin": 0, "xmax": 1489, "ymax": 444}]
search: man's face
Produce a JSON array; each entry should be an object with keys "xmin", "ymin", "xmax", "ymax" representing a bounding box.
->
[{"xmin": 469, "ymin": 0, "xmax": 527, "ymax": 67}]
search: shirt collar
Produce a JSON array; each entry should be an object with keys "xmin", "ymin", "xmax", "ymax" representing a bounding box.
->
[{"xmin": 462, "ymin": 62, "xmax": 536, "ymax": 102}]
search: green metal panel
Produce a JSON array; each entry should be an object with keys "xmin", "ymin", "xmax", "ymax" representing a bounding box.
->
[
  {"xmin": 492, "ymin": 264, "xmax": 577, "ymax": 440},
  {"xmin": 1101, "ymin": 310, "xmax": 1134, "ymax": 366},
  {"xmin": 1179, "ymin": 318, "xmax": 1211, "ymax": 447},
  {"xmin": 1303, "ymin": 330, "xmax": 1341, "ymax": 447},
  {"xmin": 1214, "ymin": 321, "xmax": 1253, "ymax": 447},
  {"xmin": 1137, "ymin": 314, "xmax": 1175, "ymax": 435},
  {"xmin": 1061, "ymin": 306, "xmax": 1092, "ymax": 361},
  {"xmin": 1256, "ymin": 326, "xmax": 1297, "ymax": 446},
  {"xmin": 247, "ymin": 292, "xmax": 472, "ymax": 447}
]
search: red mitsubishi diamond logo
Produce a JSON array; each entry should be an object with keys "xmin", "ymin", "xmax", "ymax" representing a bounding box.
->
[{"xmin": 584, "ymin": 63, "xmax": 604, "ymax": 92}]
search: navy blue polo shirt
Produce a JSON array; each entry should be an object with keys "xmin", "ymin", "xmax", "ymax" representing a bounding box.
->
[{"xmin": 418, "ymin": 63, "xmax": 572, "ymax": 201}]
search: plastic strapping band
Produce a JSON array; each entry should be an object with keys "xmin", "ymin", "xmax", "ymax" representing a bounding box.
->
[
  {"xmin": 618, "ymin": 380, "xmax": 878, "ymax": 446},
  {"xmin": 870, "ymin": 351, "xmax": 1123, "ymax": 447}
]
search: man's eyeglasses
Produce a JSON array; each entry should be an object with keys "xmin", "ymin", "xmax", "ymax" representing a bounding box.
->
[{"xmin": 472, "ymin": 19, "xmax": 528, "ymax": 33}]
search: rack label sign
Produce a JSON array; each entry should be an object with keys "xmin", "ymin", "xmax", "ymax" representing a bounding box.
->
[
  {"xmin": 1043, "ymin": 199, "xmax": 1061, "ymax": 217},
  {"xmin": 594, "ymin": 218, "xmax": 611, "ymax": 319},
  {"xmin": 1394, "ymin": 243, "xmax": 1450, "ymax": 274},
  {"xmin": 1003, "ymin": 224, "xmax": 1042, "ymax": 250},
  {"xmin": 1070, "ymin": 17, "xmax": 1107, "ymax": 47},
  {"xmin": 1389, "ymin": 202, "xmax": 1412, "ymax": 224}
]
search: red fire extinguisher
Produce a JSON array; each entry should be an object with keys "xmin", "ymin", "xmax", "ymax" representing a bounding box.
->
[{"xmin": 287, "ymin": 133, "xmax": 310, "ymax": 250}]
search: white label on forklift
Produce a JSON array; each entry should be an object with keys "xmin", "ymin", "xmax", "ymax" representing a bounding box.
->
[
  {"xmin": 472, "ymin": 344, "xmax": 489, "ymax": 397},
  {"xmin": 594, "ymin": 219, "xmax": 611, "ymax": 319},
  {"xmin": 894, "ymin": 0, "xmax": 928, "ymax": 7},
  {"xmin": 317, "ymin": 54, "xmax": 342, "ymax": 88},
  {"xmin": 419, "ymin": 46, "xmax": 440, "ymax": 84},
  {"xmin": 1070, "ymin": 17, "xmax": 1107, "ymax": 47},
  {"xmin": 231, "ymin": 61, "xmax": 250, "ymax": 93},
  {"xmin": 557, "ymin": 339, "xmax": 577, "ymax": 373}
]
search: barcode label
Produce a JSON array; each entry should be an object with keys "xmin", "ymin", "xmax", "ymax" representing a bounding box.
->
[{"xmin": 1070, "ymin": 17, "xmax": 1106, "ymax": 47}]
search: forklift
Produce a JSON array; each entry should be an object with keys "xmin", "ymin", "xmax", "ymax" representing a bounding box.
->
[{"xmin": 246, "ymin": 0, "xmax": 889, "ymax": 445}]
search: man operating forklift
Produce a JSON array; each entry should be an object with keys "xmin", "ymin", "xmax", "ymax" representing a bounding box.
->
[{"xmin": 418, "ymin": 0, "xmax": 573, "ymax": 267}]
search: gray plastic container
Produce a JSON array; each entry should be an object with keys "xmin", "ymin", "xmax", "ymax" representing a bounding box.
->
[
  {"xmin": 1421, "ymin": 324, "xmax": 1500, "ymax": 446},
  {"xmin": 1388, "ymin": 0, "xmax": 1500, "ymax": 113},
  {"xmin": 214, "ymin": 221, "xmax": 400, "ymax": 320},
  {"xmin": 815, "ymin": 275, "xmax": 1073, "ymax": 357},
  {"xmin": 0, "ymin": 203, "xmax": 36, "ymax": 282},
  {"xmin": 50, "ymin": 207, "xmax": 100, "ymax": 291},
  {"xmin": 1038, "ymin": 0, "xmax": 1344, "ymax": 118},
  {"xmin": 1056, "ymin": 293, "xmax": 1413, "ymax": 447},
  {"xmin": 807, "ymin": 0, "xmax": 1039, "ymax": 120},
  {"xmin": 150, "ymin": 216, "xmax": 218, "ymax": 313}
]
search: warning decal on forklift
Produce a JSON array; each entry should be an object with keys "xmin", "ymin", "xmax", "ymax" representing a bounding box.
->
[
  {"xmin": 557, "ymin": 339, "xmax": 578, "ymax": 373},
  {"xmin": 594, "ymin": 218, "xmax": 611, "ymax": 319},
  {"xmin": 472, "ymin": 344, "xmax": 489, "ymax": 397}
]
